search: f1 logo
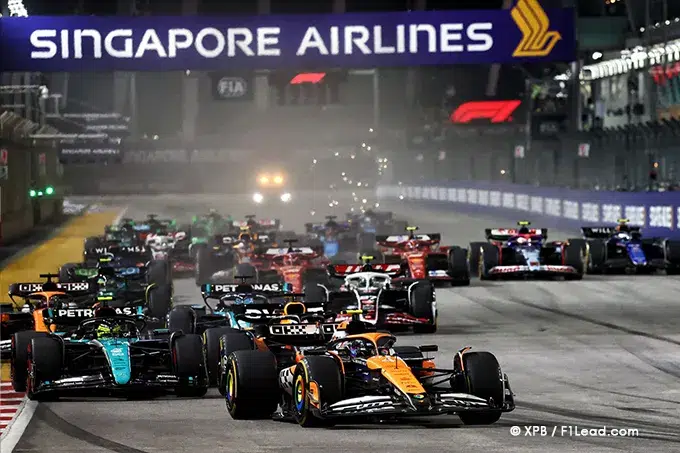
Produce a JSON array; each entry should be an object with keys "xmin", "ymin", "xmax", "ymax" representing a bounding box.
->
[
  {"xmin": 450, "ymin": 100, "xmax": 521, "ymax": 123},
  {"xmin": 511, "ymin": 0, "xmax": 562, "ymax": 57}
]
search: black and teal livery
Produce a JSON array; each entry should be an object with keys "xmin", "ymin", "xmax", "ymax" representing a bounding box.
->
[{"xmin": 13, "ymin": 311, "xmax": 208, "ymax": 400}]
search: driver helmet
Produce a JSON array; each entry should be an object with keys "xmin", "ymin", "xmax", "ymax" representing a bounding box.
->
[
  {"xmin": 615, "ymin": 223, "xmax": 630, "ymax": 233},
  {"xmin": 96, "ymin": 323, "xmax": 122, "ymax": 338},
  {"xmin": 518, "ymin": 226, "xmax": 530, "ymax": 235},
  {"xmin": 347, "ymin": 339, "xmax": 370, "ymax": 358}
]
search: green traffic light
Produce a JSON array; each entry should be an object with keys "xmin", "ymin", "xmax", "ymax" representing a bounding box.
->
[
  {"xmin": 45, "ymin": 186, "xmax": 54, "ymax": 195},
  {"xmin": 37, "ymin": 191, "xmax": 44, "ymax": 196},
  {"xmin": 29, "ymin": 189, "xmax": 37, "ymax": 197}
]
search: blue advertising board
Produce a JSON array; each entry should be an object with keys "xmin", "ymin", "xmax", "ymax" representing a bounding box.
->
[
  {"xmin": 0, "ymin": 0, "xmax": 575, "ymax": 72},
  {"xmin": 377, "ymin": 182, "xmax": 680, "ymax": 239}
]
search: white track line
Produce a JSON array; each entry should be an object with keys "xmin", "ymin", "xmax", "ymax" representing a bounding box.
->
[{"xmin": 1, "ymin": 206, "xmax": 128, "ymax": 453}]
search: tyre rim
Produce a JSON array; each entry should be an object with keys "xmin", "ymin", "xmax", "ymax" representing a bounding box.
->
[
  {"xmin": 294, "ymin": 374, "xmax": 305, "ymax": 411},
  {"xmin": 226, "ymin": 367, "xmax": 235, "ymax": 403}
]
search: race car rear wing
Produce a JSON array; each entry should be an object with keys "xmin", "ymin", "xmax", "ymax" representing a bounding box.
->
[
  {"xmin": 200, "ymin": 282, "xmax": 290, "ymax": 298},
  {"xmin": 266, "ymin": 322, "xmax": 339, "ymax": 345},
  {"xmin": 375, "ymin": 233, "xmax": 441, "ymax": 245},
  {"xmin": 232, "ymin": 219, "xmax": 281, "ymax": 229},
  {"xmin": 485, "ymin": 228, "xmax": 548, "ymax": 241},
  {"xmin": 329, "ymin": 264, "xmax": 404, "ymax": 277},
  {"xmin": 84, "ymin": 245, "xmax": 150, "ymax": 259},
  {"xmin": 8, "ymin": 281, "xmax": 94, "ymax": 298},
  {"xmin": 581, "ymin": 226, "xmax": 641, "ymax": 238},
  {"xmin": 47, "ymin": 306, "xmax": 143, "ymax": 326},
  {"xmin": 226, "ymin": 301, "xmax": 328, "ymax": 322}
]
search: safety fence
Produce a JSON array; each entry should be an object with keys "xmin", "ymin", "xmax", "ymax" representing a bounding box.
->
[
  {"xmin": 392, "ymin": 121, "xmax": 680, "ymax": 192},
  {"xmin": 376, "ymin": 181, "xmax": 680, "ymax": 238}
]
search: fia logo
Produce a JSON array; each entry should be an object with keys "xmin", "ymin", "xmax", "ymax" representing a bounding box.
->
[{"xmin": 217, "ymin": 77, "xmax": 247, "ymax": 99}]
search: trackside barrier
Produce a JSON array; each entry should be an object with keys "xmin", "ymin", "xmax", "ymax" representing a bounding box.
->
[{"xmin": 376, "ymin": 183, "xmax": 680, "ymax": 239}]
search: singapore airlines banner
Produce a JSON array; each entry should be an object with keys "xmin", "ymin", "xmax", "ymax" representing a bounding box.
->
[{"xmin": 0, "ymin": 1, "xmax": 575, "ymax": 72}]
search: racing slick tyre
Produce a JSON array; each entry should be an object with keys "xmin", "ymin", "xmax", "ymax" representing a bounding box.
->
[
  {"xmin": 447, "ymin": 246, "xmax": 470, "ymax": 286},
  {"xmin": 410, "ymin": 281, "xmax": 437, "ymax": 334},
  {"xmin": 454, "ymin": 351, "xmax": 504, "ymax": 425},
  {"xmin": 665, "ymin": 240, "xmax": 680, "ymax": 275},
  {"xmin": 585, "ymin": 240, "xmax": 606, "ymax": 274},
  {"xmin": 172, "ymin": 334, "xmax": 209, "ymax": 397},
  {"xmin": 217, "ymin": 332, "xmax": 256, "ymax": 396},
  {"xmin": 562, "ymin": 242, "xmax": 585, "ymax": 280},
  {"xmin": 148, "ymin": 284, "xmax": 173, "ymax": 320},
  {"xmin": 26, "ymin": 337, "xmax": 63, "ymax": 401},
  {"xmin": 148, "ymin": 259, "xmax": 171, "ymax": 288},
  {"xmin": 11, "ymin": 331, "xmax": 51, "ymax": 392},
  {"xmin": 224, "ymin": 350, "xmax": 279, "ymax": 419},
  {"xmin": 195, "ymin": 246, "xmax": 214, "ymax": 285},
  {"xmin": 58, "ymin": 263, "xmax": 79, "ymax": 282},
  {"xmin": 167, "ymin": 306, "xmax": 196, "ymax": 334},
  {"xmin": 203, "ymin": 327, "xmax": 239, "ymax": 387},
  {"xmin": 293, "ymin": 356, "xmax": 344, "ymax": 427},
  {"xmin": 467, "ymin": 242, "xmax": 486, "ymax": 278},
  {"xmin": 478, "ymin": 244, "xmax": 500, "ymax": 280}
]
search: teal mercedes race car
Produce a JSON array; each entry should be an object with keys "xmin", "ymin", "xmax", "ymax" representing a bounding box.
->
[{"xmin": 11, "ymin": 307, "xmax": 208, "ymax": 400}]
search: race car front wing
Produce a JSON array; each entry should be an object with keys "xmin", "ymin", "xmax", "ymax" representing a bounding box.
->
[
  {"xmin": 30, "ymin": 372, "xmax": 206, "ymax": 395},
  {"xmin": 319, "ymin": 389, "xmax": 514, "ymax": 418},
  {"xmin": 488, "ymin": 264, "xmax": 578, "ymax": 276}
]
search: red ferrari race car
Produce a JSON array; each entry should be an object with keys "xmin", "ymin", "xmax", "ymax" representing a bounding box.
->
[
  {"xmin": 254, "ymin": 240, "xmax": 329, "ymax": 293},
  {"xmin": 375, "ymin": 227, "xmax": 469, "ymax": 286}
]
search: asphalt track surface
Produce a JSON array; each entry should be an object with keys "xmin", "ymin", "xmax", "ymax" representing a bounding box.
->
[{"xmin": 11, "ymin": 192, "xmax": 680, "ymax": 453}]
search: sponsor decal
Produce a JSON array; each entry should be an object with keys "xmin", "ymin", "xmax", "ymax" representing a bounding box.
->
[
  {"xmin": 212, "ymin": 283, "xmax": 281, "ymax": 292},
  {"xmin": 601, "ymin": 204, "xmax": 622, "ymax": 223},
  {"xmin": 511, "ymin": 0, "xmax": 563, "ymax": 57},
  {"xmin": 562, "ymin": 200, "xmax": 579, "ymax": 220},
  {"xmin": 624, "ymin": 205, "xmax": 646, "ymax": 227},
  {"xmin": 581, "ymin": 202, "xmax": 599, "ymax": 222},
  {"xmin": 0, "ymin": 8, "xmax": 575, "ymax": 72},
  {"xmin": 289, "ymin": 72, "xmax": 326, "ymax": 84},
  {"xmin": 648, "ymin": 206, "xmax": 672, "ymax": 228},
  {"xmin": 450, "ymin": 100, "xmax": 521, "ymax": 123},
  {"xmin": 56, "ymin": 307, "xmax": 135, "ymax": 317},
  {"xmin": 516, "ymin": 194, "xmax": 529, "ymax": 211}
]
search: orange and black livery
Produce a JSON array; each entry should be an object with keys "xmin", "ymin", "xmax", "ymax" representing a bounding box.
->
[{"xmin": 219, "ymin": 310, "xmax": 515, "ymax": 427}]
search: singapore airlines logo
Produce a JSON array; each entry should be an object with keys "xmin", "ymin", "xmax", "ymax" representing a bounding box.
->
[{"xmin": 511, "ymin": 0, "xmax": 562, "ymax": 57}]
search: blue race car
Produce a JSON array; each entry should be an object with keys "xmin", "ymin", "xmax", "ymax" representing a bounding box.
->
[
  {"xmin": 12, "ymin": 306, "xmax": 208, "ymax": 400},
  {"xmin": 305, "ymin": 216, "xmax": 357, "ymax": 258},
  {"xmin": 470, "ymin": 222, "xmax": 584, "ymax": 280},
  {"xmin": 165, "ymin": 281, "xmax": 307, "ymax": 386},
  {"xmin": 575, "ymin": 219, "xmax": 680, "ymax": 274}
]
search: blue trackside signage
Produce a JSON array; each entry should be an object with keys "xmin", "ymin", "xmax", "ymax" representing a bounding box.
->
[
  {"xmin": 376, "ymin": 182, "xmax": 680, "ymax": 239},
  {"xmin": 0, "ymin": 2, "xmax": 575, "ymax": 72}
]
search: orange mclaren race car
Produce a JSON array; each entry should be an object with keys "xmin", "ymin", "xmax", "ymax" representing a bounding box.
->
[
  {"xmin": 0, "ymin": 274, "xmax": 95, "ymax": 357},
  {"xmin": 220, "ymin": 311, "xmax": 515, "ymax": 426},
  {"xmin": 375, "ymin": 226, "xmax": 470, "ymax": 286}
]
